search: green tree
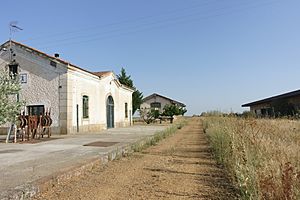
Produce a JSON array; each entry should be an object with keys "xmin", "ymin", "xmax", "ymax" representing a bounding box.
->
[
  {"xmin": 0, "ymin": 68, "xmax": 22, "ymax": 125},
  {"xmin": 117, "ymin": 68, "xmax": 143, "ymax": 114},
  {"xmin": 132, "ymin": 90, "xmax": 143, "ymax": 115},
  {"xmin": 117, "ymin": 68, "xmax": 133, "ymax": 87},
  {"xmin": 139, "ymin": 108, "xmax": 159, "ymax": 124},
  {"xmin": 162, "ymin": 104, "xmax": 187, "ymax": 117}
]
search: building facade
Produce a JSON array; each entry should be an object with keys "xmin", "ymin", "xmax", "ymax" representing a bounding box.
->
[
  {"xmin": 0, "ymin": 41, "xmax": 133, "ymax": 134},
  {"xmin": 141, "ymin": 93, "xmax": 186, "ymax": 113},
  {"xmin": 242, "ymin": 89, "xmax": 300, "ymax": 117}
]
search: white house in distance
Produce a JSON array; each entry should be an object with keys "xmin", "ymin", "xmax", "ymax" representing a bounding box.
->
[
  {"xmin": 141, "ymin": 93, "xmax": 186, "ymax": 113},
  {"xmin": 0, "ymin": 40, "xmax": 133, "ymax": 134}
]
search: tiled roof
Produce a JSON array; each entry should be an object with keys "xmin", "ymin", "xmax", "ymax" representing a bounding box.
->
[
  {"xmin": 3, "ymin": 40, "xmax": 97, "ymax": 77},
  {"xmin": 143, "ymin": 93, "xmax": 186, "ymax": 107},
  {"xmin": 0, "ymin": 40, "xmax": 134, "ymax": 92},
  {"xmin": 92, "ymin": 71, "xmax": 113, "ymax": 77}
]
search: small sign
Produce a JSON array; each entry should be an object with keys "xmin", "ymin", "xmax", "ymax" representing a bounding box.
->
[{"xmin": 20, "ymin": 73, "xmax": 27, "ymax": 84}]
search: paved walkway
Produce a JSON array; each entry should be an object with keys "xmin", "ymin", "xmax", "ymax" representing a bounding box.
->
[{"xmin": 0, "ymin": 125, "xmax": 168, "ymax": 199}]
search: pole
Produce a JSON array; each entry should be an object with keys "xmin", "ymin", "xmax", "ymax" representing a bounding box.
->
[{"xmin": 9, "ymin": 24, "xmax": 12, "ymax": 62}]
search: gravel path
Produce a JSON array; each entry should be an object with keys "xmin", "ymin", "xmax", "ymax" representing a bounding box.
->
[{"xmin": 34, "ymin": 118, "xmax": 238, "ymax": 200}]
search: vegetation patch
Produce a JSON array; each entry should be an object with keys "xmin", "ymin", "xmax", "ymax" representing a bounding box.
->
[
  {"xmin": 202, "ymin": 116, "xmax": 300, "ymax": 200},
  {"xmin": 131, "ymin": 119, "xmax": 188, "ymax": 152}
]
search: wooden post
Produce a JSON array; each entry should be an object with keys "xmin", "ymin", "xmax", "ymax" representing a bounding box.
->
[
  {"xmin": 14, "ymin": 124, "xmax": 17, "ymax": 143},
  {"xmin": 6, "ymin": 124, "xmax": 13, "ymax": 143}
]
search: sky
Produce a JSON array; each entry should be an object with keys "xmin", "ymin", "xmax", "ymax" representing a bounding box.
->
[{"xmin": 1, "ymin": 0, "xmax": 300, "ymax": 115}]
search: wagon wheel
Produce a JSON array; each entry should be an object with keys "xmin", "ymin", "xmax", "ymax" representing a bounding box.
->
[
  {"xmin": 37, "ymin": 122, "xmax": 43, "ymax": 139},
  {"xmin": 24, "ymin": 116, "xmax": 29, "ymax": 141},
  {"xmin": 48, "ymin": 116, "xmax": 52, "ymax": 137},
  {"xmin": 42, "ymin": 115, "xmax": 47, "ymax": 137},
  {"xmin": 42, "ymin": 115, "xmax": 47, "ymax": 126},
  {"xmin": 29, "ymin": 116, "xmax": 38, "ymax": 140},
  {"xmin": 17, "ymin": 116, "xmax": 23, "ymax": 128},
  {"xmin": 47, "ymin": 115, "xmax": 52, "ymax": 126}
]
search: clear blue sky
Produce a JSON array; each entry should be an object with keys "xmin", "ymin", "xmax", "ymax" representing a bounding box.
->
[{"xmin": 1, "ymin": 0, "xmax": 300, "ymax": 115}]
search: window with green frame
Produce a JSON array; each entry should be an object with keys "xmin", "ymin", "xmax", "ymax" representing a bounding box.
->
[
  {"xmin": 83, "ymin": 95, "xmax": 89, "ymax": 118},
  {"xmin": 125, "ymin": 103, "xmax": 128, "ymax": 118}
]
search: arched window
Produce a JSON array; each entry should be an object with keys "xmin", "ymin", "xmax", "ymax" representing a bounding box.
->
[{"xmin": 107, "ymin": 96, "xmax": 114, "ymax": 128}]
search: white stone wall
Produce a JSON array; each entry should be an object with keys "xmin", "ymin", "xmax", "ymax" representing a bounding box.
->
[
  {"xmin": 68, "ymin": 68, "xmax": 102, "ymax": 131},
  {"xmin": 118, "ymin": 85, "xmax": 133, "ymax": 125},
  {"xmin": 0, "ymin": 44, "xmax": 67, "ymax": 134},
  {"xmin": 0, "ymin": 42, "xmax": 133, "ymax": 134},
  {"xmin": 100, "ymin": 75, "xmax": 132, "ymax": 127},
  {"xmin": 141, "ymin": 96, "xmax": 173, "ymax": 113},
  {"xmin": 68, "ymin": 71, "xmax": 132, "ymax": 133}
]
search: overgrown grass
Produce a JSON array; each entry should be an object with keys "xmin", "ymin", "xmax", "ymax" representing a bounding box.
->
[
  {"xmin": 131, "ymin": 119, "xmax": 188, "ymax": 152},
  {"xmin": 202, "ymin": 116, "xmax": 300, "ymax": 200}
]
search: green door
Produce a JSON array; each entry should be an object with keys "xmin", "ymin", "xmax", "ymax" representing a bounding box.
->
[{"xmin": 106, "ymin": 96, "xmax": 114, "ymax": 128}]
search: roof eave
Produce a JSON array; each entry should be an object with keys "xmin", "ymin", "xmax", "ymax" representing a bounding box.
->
[
  {"xmin": 143, "ymin": 93, "xmax": 185, "ymax": 107},
  {"xmin": 241, "ymin": 89, "xmax": 300, "ymax": 107},
  {"xmin": 4, "ymin": 40, "xmax": 101, "ymax": 79}
]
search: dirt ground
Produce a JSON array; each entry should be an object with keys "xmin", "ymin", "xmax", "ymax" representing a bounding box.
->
[{"xmin": 34, "ymin": 117, "xmax": 238, "ymax": 200}]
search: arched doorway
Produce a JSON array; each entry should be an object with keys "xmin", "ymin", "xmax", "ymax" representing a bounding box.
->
[{"xmin": 106, "ymin": 96, "xmax": 114, "ymax": 128}]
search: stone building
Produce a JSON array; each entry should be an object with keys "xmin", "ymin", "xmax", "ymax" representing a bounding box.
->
[
  {"xmin": 141, "ymin": 93, "xmax": 185, "ymax": 113},
  {"xmin": 242, "ymin": 89, "xmax": 300, "ymax": 117},
  {"xmin": 0, "ymin": 40, "xmax": 133, "ymax": 134}
]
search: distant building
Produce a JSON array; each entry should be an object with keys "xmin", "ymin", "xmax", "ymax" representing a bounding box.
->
[
  {"xmin": 141, "ymin": 93, "xmax": 186, "ymax": 113},
  {"xmin": 242, "ymin": 89, "xmax": 300, "ymax": 117},
  {"xmin": 0, "ymin": 40, "xmax": 133, "ymax": 134}
]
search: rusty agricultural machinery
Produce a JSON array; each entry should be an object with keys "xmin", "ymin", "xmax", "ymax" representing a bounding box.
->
[{"xmin": 15, "ymin": 109, "xmax": 53, "ymax": 142}]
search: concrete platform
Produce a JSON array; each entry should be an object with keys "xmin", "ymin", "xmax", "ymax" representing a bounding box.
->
[{"xmin": 0, "ymin": 125, "xmax": 168, "ymax": 200}]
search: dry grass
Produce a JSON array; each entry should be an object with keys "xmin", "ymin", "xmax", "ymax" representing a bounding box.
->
[
  {"xmin": 131, "ymin": 119, "xmax": 188, "ymax": 152},
  {"xmin": 202, "ymin": 116, "xmax": 300, "ymax": 200}
]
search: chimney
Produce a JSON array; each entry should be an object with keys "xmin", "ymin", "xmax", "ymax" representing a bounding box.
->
[{"xmin": 54, "ymin": 53, "xmax": 59, "ymax": 58}]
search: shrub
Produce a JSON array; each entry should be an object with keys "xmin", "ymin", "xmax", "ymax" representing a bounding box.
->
[
  {"xmin": 139, "ymin": 108, "xmax": 159, "ymax": 124},
  {"xmin": 0, "ymin": 68, "xmax": 23, "ymax": 125},
  {"xmin": 162, "ymin": 104, "xmax": 187, "ymax": 117}
]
